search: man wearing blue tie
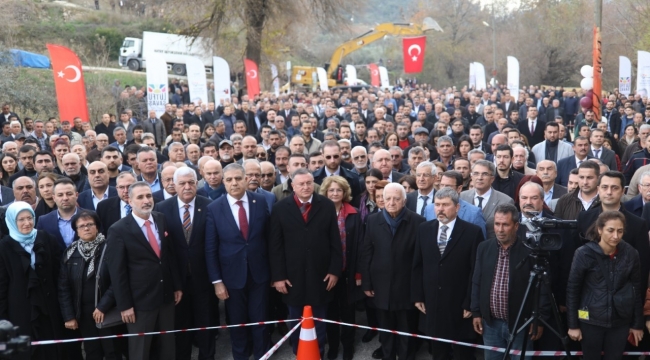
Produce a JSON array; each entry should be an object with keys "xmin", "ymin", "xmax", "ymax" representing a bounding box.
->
[{"xmin": 205, "ymin": 163, "xmax": 271, "ymax": 360}]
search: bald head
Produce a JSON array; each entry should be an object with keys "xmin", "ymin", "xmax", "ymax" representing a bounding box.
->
[
  {"xmin": 203, "ymin": 160, "xmax": 223, "ymax": 188},
  {"xmin": 87, "ymin": 161, "xmax": 109, "ymax": 190}
]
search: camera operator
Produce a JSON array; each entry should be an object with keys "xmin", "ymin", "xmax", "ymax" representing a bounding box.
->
[{"xmin": 471, "ymin": 203, "xmax": 549, "ymax": 360}]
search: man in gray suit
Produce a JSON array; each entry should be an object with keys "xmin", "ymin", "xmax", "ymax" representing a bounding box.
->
[
  {"xmin": 405, "ymin": 161, "xmax": 438, "ymax": 216},
  {"xmin": 460, "ymin": 160, "xmax": 514, "ymax": 239},
  {"xmin": 142, "ymin": 110, "xmax": 168, "ymax": 149},
  {"xmin": 530, "ymin": 122, "xmax": 574, "ymax": 165},
  {"xmin": 536, "ymin": 160, "xmax": 567, "ymax": 207},
  {"xmin": 588, "ymin": 129, "xmax": 617, "ymax": 171}
]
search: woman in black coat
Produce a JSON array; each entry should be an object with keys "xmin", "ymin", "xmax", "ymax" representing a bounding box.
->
[
  {"xmin": 567, "ymin": 211, "xmax": 644, "ymax": 359},
  {"xmin": 0, "ymin": 201, "xmax": 65, "ymax": 360},
  {"xmin": 58, "ymin": 210, "xmax": 118, "ymax": 360},
  {"xmin": 320, "ymin": 175, "xmax": 363, "ymax": 360}
]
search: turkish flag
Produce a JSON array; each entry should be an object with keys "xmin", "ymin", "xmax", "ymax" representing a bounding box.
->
[
  {"xmin": 402, "ymin": 36, "xmax": 426, "ymax": 73},
  {"xmin": 368, "ymin": 63, "xmax": 380, "ymax": 87},
  {"xmin": 46, "ymin": 44, "xmax": 89, "ymax": 122},
  {"xmin": 244, "ymin": 59, "xmax": 260, "ymax": 99}
]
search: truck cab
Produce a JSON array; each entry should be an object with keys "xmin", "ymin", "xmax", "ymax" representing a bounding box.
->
[{"xmin": 119, "ymin": 37, "xmax": 143, "ymax": 71}]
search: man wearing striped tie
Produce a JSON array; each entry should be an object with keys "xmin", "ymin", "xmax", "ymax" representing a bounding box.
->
[
  {"xmin": 412, "ymin": 187, "xmax": 485, "ymax": 360},
  {"xmin": 155, "ymin": 167, "xmax": 215, "ymax": 359}
]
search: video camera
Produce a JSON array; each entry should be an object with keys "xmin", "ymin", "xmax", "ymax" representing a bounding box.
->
[
  {"xmin": 0, "ymin": 320, "xmax": 30, "ymax": 359},
  {"xmin": 522, "ymin": 213, "xmax": 577, "ymax": 251}
]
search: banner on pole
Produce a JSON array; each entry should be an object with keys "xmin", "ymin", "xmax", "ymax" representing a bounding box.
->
[
  {"xmin": 345, "ymin": 65, "xmax": 357, "ymax": 85},
  {"xmin": 244, "ymin": 59, "xmax": 260, "ymax": 99},
  {"xmin": 186, "ymin": 56, "xmax": 208, "ymax": 106},
  {"xmin": 619, "ymin": 56, "xmax": 632, "ymax": 96},
  {"xmin": 469, "ymin": 63, "xmax": 476, "ymax": 89},
  {"xmin": 474, "ymin": 62, "xmax": 487, "ymax": 91},
  {"xmin": 144, "ymin": 54, "xmax": 169, "ymax": 118},
  {"xmin": 271, "ymin": 64, "xmax": 279, "ymax": 97},
  {"xmin": 402, "ymin": 36, "xmax": 426, "ymax": 73},
  {"xmin": 316, "ymin": 68, "xmax": 328, "ymax": 91},
  {"xmin": 46, "ymin": 44, "xmax": 89, "ymax": 122},
  {"xmin": 368, "ymin": 63, "xmax": 380, "ymax": 87},
  {"xmin": 637, "ymin": 51, "xmax": 650, "ymax": 98},
  {"xmin": 507, "ymin": 56, "xmax": 520, "ymax": 102},
  {"xmin": 379, "ymin": 66, "xmax": 389, "ymax": 89}
]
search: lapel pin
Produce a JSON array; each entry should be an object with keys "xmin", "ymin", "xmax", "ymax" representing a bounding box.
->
[
  {"xmin": 198, "ymin": 208, "xmax": 201, "ymax": 212},
  {"xmin": 253, "ymin": 200, "xmax": 256, "ymax": 203}
]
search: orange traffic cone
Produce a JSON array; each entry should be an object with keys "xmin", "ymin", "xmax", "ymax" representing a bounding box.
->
[{"xmin": 296, "ymin": 305, "xmax": 320, "ymax": 360}]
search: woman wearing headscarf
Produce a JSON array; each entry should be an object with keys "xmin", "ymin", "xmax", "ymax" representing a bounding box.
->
[
  {"xmin": 58, "ymin": 209, "xmax": 118, "ymax": 360},
  {"xmin": 0, "ymin": 201, "xmax": 65, "ymax": 360}
]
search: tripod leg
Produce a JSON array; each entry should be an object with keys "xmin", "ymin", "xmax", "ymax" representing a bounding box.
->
[
  {"xmin": 501, "ymin": 271, "xmax": 537, "ymax": 360},
  {"xmin": 539, "ymin": 272, "xmax": 573, "ymax": 359}
]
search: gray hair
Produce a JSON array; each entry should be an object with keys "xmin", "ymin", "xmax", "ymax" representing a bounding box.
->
[
  {"xmin": 113, "ymin": 127, "xmax": 126, "ymax": 136},
  {"xmin": 467, "ymin": 148, "xmax": 486, "ymax": 159},
  {"xmin": 168, "ymin": 142, "xmax": 184, "ymax": 152},
  {"xmin": 223, "ymin": 163, "xmax": 245, "ymax": 177},
  {"xmin": 472, "ymin": 160, "xmax": 496, "ymax": 175},
  {"xmin": 640, "ymin": 171, "xmax": 650, "ymax": 183},
  {"xmin": 1, "ymin": 141, "xmax": 15, "ymax": 151},
  {"xmin": 338, "ymin": 139, "xmax": 351, "ymax": 147},
  {"xmin": 141, "ymin": 133, "xmax": 155, "ymax": 142},
  {"xmin": 640, "ymin": 124, "xmax": 650, "ymax": 132},
  {"xmin": 408, "ymin": 146, "xmax": 425, "ymax": 158},
  {"xmin": 173, "ymin": 166, "xmax": 197, "ymax": 183},
  {"xmin": 416, "ymin": 161, "xmax": 437, "ymax": 175},
  {"xmin": 351, "ymin": 146, "xmax": 367, "ymax": 156},
  {"xmin": 520, "ymin": 181, "xmax": 544, "ymax": 198},
  {"xmin": 116, "ymin": 171, "xmax": 136, "ymax": 182},
  {"xmin": 128, "ymin": 181, "xmax": 152, "ymax": 199},
  {"xmin": 437, "ymin": 135, "xmax": 454, "ymax": 147},
  {"xmin": 230, "ymin": 133, "xmax": 243, "ymax": 141},
  {"xmin": 434, "ymin": 187, "xmax": 459, "ymax": 205},
  {"xmin": 511, "ymin": 143, "xmax": 529, "ymax": 160},
  {"xmin": 242, "ymin": 158, "xmax": 261, "ymax": 168},
  {"xmin": 291, "ymin": 167, "xmax": 312, "ymax": 179},
  {"xmin": 214, "ymin": 119, "xmax": 225, "ymax": 127}
]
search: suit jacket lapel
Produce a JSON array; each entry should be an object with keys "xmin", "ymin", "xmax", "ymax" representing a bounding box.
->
[
  {"xmin": 306, "ymin": 195, "xmax": 322, "ymax": 224},
  {"xmin": 153, "ymin": 213, "xmax": 166, "ymax": 253},
  {"xmin": 218, "ymin": 198, "xmax": 241, "ymax": 237},
  {"xmin": 127, "ymin": 215, "xmax": 158, "ymax": 258},
  {"xmin": 247, "ymin": 192, "xmax": 258, "ymax": 236},
  {"xmin": 376, "ymin": 211, "xmax": 393, "ymax": 238},
  {"xmin": 287, "ymin": 197, "xmax": 306, "ymax": 224}
]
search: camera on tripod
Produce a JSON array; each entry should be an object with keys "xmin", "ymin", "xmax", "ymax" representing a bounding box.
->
[
  {"xmin": 0, "ymin": 320, "xmax": 30, "ymax": 359},
  {"xmin": 522, "ymin": 213, "xmax": 577, "ymax": 251}
]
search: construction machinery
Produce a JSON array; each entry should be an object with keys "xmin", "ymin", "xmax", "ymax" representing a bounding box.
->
[{"xmin": 289, "ymin": 17, "xmax": 442, "ymax": 89}]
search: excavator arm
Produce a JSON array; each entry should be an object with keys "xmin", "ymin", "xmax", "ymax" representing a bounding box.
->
[{"xmin": 326, "ymin": 18, "xmax": 441, "ymax": 80}]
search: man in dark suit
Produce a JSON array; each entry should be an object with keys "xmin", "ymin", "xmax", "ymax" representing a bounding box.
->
[
  {"xmin": 536, "ymin": 160, "xmax": 567, "ymax": 206},
  {"xmin": 35, "ymin": 178, "xmax": 81, "ymax": 250},
  {"xmin": 97, "ymin": 172, "xmax": 136, "ymax": 236},
  {"xmin": 312, "ymin": 140, "xmax": 362, "ymax": 207},
  {"xmin": 624, "ymin": 171, "xmax": 650, "ymax": 217},
  {"xmin": 235, "ymin": 102, "xmax": 258, "ymax": 136},
  {"xmin": 361, "ymin": 183, "xmax": 426, "ymax": 360},
  {"xmin": 412, "ymin": 187, "xmax": 484, "ymax": 360},
  {"xmin": 269, "ymin": 168, "xmax": 342, "ymax": 356},
  {"xmin": 106, "ymin": 182, "xmax": 183, "ymax": 360},
  {"xmin": 556, "ymin": 137, "xmax": 591, "ymax": 186},
  {"xmin": 155, "ymin": 167, "xmax": 215, "ymax": 360},
  {"xmin": 603, "ymin": 100, "xmax": 622, "ymax": 138},
  {"xmin": 371, "ymin": 149, "xmax": 404, "ymax": 183},
  {"xmin": 142, "ymin": 110, "xmax": 168, "ymax": 149},
  {"xmin": 588, "ymin": 129, "xmax": 618, "ymax": 171},
  {"xmin": 517, "ymin": 106, "xmax": 546, "ymax": 148},
  {"xmin": 77, "ymin": 161, "xmax": 118, "ymax": 210},
  {"xmin": 205, "ymin": 163, "xmax": 271, "ymax": 359},
  {"xmin": 405, "ymin": 161, "xmax": 436, "ymax": 216},
  {"xmin": 152, "ymin": 165, "xmax": 177, "ymax": 203}
]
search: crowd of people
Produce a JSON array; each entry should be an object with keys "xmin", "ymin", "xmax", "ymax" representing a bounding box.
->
[{"xmin": 1, "ymin": 81, "xmax": 650, "ymax": 360}]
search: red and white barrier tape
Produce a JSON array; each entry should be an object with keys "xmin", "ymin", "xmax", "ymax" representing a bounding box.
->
[
  {"xmin": 313, "ymin": 317, "xmax": 650, "ymax": 357},
  {"xmin": 31, "ymin": 316, "xmax": 650, "ymax": 356},
  {"xmin": 30, "ymin": 319, "xmax": 300, "ymax": 346},
  {"xmin": 259, "ymin": 320, "xmax": 303, "ymax": 360}
]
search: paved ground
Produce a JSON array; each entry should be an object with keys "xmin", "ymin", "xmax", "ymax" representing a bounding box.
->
[{"xmin": 192, "ymin": 302, "xmax": 486, "ymax": 359}]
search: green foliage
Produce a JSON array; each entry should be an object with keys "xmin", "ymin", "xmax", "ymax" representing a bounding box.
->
[{"xmin": 95, "ymin": 28, "xmax": 124, "ymax": 60}]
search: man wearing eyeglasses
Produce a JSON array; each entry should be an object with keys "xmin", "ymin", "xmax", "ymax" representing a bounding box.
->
[
  {"xmin": 460, "ymin": 160, "xmax": 514, "ymax": 240},
  {"xmin": 405, "ymin": 161, "xmax": 438, "ymax": 215},
  {"xmin": 243, "ymin": 159, "xmax": 275, "ymax": 213},
  {"xmin": 312, "ymin": 140, "xmax": 362, "ymax": 207}
]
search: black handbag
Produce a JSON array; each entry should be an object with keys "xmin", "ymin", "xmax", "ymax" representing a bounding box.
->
[
  {"xmin": 595, "ymin": 253, "xmax": 635, "ymax": 320},
  {"xmin": 95, "ymin": 244, "xmax": 124, "ymax": 329}
]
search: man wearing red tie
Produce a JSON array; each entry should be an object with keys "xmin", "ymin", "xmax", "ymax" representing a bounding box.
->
[
  {"xmin": 205, "ymin": 163, "xmax": 272, "ymax": 360},
  {"xmin": 106, "ymin": 182, "xmax": 183, "ymax": 360}
]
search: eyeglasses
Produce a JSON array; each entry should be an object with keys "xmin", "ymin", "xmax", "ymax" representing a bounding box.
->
[
  {"xmin": 415, "ymin": 173, "xmax": 434, "ymax": 178},
  {"xmin": 261, "ymin": 173, "xmax": 274, "ymax": 178},
  {"xmin": 325, "ymin": 155, "xmax": 340, "ymax": 160},
  {"xmin": 77, "ymin": 223, "xmax": 96, "ymax": 230},
  {"xmin": 471, "ymin": 172, "xmax": 493, "ymax": 178},
  {"xmin": 390, "ymin": 155, "xmax": 401, "ymax": 159}
]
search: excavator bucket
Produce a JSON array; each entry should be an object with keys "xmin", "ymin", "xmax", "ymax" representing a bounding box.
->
[{"xmin": 422, "ymin": 17, "xmax": 444, "ymax": 32}]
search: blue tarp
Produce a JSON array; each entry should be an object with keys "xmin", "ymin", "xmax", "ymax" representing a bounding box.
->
[{"xmin": 10, "ymin": 49, "xmax": 50, "ymax": 69}]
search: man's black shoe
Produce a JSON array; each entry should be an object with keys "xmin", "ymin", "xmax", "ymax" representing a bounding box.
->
[
  {"xmin": 371, "ymin": 346, "xmax": 383, "ymax": 359},
  {"xmin": 362, "ymin": 329, "xmax": 377, "ymax": 343}
]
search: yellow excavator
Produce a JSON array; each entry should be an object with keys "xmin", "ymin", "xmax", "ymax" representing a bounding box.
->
[{"xmin": 288, "ymin": 17, "xmax": 443, "ymax": 89}]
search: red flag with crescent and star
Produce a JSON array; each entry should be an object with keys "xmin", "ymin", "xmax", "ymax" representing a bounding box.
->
[
  {"xmin": 244, "ymin": 59, "xmax": 260, "ymax": 99},
  {"xmin": 368, "ymin": 63, "xmax": 380, "ymax": 87},
  {"xmin": 402, "ymin": 36, "xmax": 426, "ymax": 73},
  {"xmin": 47, "ymin": 44, "xmax": 89, "ymax": 122}
]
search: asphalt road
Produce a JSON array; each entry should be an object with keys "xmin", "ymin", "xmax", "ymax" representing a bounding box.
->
[{"xmin": 191, "ymin": 301, "xmax": 486, "ymax": 360}]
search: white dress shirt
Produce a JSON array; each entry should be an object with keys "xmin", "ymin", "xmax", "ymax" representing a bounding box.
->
[
  {"xmin": 226, "ymin": 193, "xmax": 249, "ymax": 229},
  {"xmin": 132, "ymin": 213, "xmax": 161, "ymax": 249},
  {"xmin": 474, "ymin": 188, "xmax": 492, "ymax": 208},
  {"xmin": 416, "ymin": 189, "xmax": 435, "ymax": 215},
  {"xmin": 92, "ymin": 188, "xmax": 110, "ymax": 209},
  {"xmin": 120, "ymin": 200, "xmax": 129, "ymax": 218},
  {"xmin": 178, "ymin": 197, "xmax": 196, "ymax": 225},
  {"xmin": 437, "ymin": 217, "xmax": 457, "ymax": 243}
]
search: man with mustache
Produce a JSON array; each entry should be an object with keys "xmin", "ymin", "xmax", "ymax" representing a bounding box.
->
[
  {"xmin": 106, "ymin": 182, "xmax": 183, "ymax": 360},
  {"xmin": 243, "ymin": 159, "xmax": 275, "ymax": 213}
]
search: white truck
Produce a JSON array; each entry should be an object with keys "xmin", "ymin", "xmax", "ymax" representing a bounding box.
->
[{"xmin": 119, "ymin": 31, "xmax": 214, "ymax": 75}]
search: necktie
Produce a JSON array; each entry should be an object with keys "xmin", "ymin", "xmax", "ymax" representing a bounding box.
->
[
  {"xmin": 182, "ymin": 204, "xmax": 191, "ymax": 231},
  {"xmin": 438, "ymin": 225, "xmax": 449, "ymax": 254},
  {"xmin": 236, "ymin": 200, "xmax": 249, "ymax": 240},
  {"xmin": 144, "ymin": 220, "xmax": 160, "ymax": 258},
  {"xmin": 299, "ymin": 201, "xmax": 311, "ymax": 222},
  {"xmin": 420, "ymin": 195, "xmax": 429, "ymax": 216},
  {"xmin": 125, "ymin": 204, "xmax": 132, "ymax": 215},
  {"xmin": 530, "ymin": 121, "xmax": 535, "ymax": 134},
  {"xmin": 477, "ymin": 196, "xmax": 484, "ymax": 209},
  {"xmin": 594, "ymin": 149, "xmax": 600, "ymax": 159}
]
